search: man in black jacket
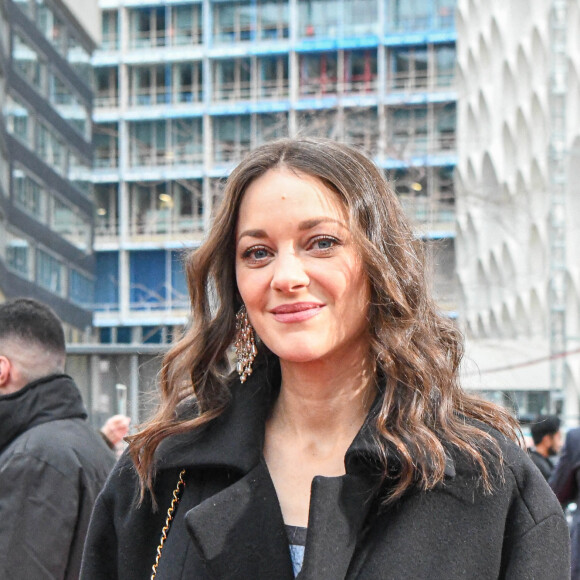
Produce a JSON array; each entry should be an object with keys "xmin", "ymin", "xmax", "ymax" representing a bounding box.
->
[
  {"xmin": 0, "ymin": 298, "xmax": 116, "ymax": 580},
  {"xmin": 529, "ymin": 414, "xmax": 562, "ymax": 481}
]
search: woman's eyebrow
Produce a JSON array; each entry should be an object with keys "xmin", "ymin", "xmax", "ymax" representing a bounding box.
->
[
  {"xmin": 237, "ymin": 218, "xmax": 347, "ymax": 242},
  {"xmin": 298, "ymin": 217, "xmax": 348, "ymax": 231},
  {"xmin": 237, "ymin": 229, "xmax": 267, "ymax": 242}
]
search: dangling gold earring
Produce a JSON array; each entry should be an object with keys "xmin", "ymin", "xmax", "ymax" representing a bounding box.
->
[{"xmin": 235, "ymin": 305, "xmax": 257, "ymax": 383}]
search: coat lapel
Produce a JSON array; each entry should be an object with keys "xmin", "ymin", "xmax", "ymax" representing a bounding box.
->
[
  {"xmin": 299, "ymin": 473, "xmax": 376, "ymax": 580},
  {"xmin": 184, "ymin": 460, "xmax": 294, "ymax": 580}
]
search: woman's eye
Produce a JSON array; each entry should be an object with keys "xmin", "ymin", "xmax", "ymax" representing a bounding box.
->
[
  {"xmin": 242, "ymin": 246, "xmax": 270, "ymax": 261},
  {"xmin": 312, "ymin": 236, "xmax": 339, "ymax": 251},
  {"xmin": 252, "ymin": 248, "xmax": 269, "ymax": 259}
]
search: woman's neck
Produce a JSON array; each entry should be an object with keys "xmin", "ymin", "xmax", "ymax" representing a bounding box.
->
[{"xmin": 270, "ymin": 356, "xmax": 377, "ymax": 448}]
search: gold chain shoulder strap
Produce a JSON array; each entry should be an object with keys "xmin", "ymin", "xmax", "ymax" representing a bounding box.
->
[{"xmin": 150, "ymin": 469, "xmax": 186, "ymax": 580}]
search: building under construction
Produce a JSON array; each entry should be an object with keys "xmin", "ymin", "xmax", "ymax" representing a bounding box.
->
[{"xmin": 87, "ymin": 0, "xmax": 458, "ymax": 424}]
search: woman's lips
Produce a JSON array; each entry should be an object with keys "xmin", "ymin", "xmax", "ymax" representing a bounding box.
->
[{"xmin": 270, "ymin": 303, "xmax": 324, "ymax": 323}]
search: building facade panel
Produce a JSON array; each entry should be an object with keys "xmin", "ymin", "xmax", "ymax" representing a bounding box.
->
[{"xmin": 1, "ymin": 0, "xmax": 96, "ymax": 335}]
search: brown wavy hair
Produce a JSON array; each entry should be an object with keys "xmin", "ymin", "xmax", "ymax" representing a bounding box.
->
[{"xmin": 129, "ymin": 138, "xmax": 518, "ymax": 501}]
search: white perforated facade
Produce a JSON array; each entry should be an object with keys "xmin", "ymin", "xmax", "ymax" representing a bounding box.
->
[{"xmin": 455, "ymin": 0, "xmax": 580, "ymax": 421}]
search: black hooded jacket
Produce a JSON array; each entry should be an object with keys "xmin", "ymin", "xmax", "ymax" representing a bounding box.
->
[
  {"xmin": 0, "ymin": 374, "xmax": 116, "ymax": 580},
  {"xmin": 82, "ymin": 364, "xmax": 570, "ymax": 579}
]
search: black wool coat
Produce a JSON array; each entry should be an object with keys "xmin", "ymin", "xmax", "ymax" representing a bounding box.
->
[
  {"xmin": 81, "ymin": 366, "xmax": 570, "ymax": 580},
  {"xmin": 0, "ymin": 374, "xmax": 116, "ymax": 580}
]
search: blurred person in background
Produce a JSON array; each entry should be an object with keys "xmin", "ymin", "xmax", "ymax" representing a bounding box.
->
[
  {"xmin": 0, "ymin": 298, "xmax": 116, "ymax": 580},
  {"xmin": 551, "ymin": 426, "xmax": 580, "ymax": 578},
  {"xmin": 529, "ymin": 415, "xmax": 563, "ymax": 481},
  {"xmin": 100, "ymin": 414, "xmax": 131, "ymax": 458}
]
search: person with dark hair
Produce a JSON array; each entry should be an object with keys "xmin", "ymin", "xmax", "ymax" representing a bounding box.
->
[
  {"xmin": 551, "ymin": 427, "xmax": 580, "ymax": 578},
  {"xmin": 529, "ymin": 415, "xmax": 562, "ymax": 481},
  {"xmin": 82, "ymin": 139, "xmax": 569, "ymax": 579},
  {"xmin": 0, "ymin": 298, "xmax": 115, "ymax": 580}
]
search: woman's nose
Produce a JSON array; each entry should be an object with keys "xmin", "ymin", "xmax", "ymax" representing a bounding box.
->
[{"xmin": 270, "ymin": 251, "xmax": 309, "ymax": 293}]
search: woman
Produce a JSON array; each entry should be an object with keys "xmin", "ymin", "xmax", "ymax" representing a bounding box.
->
[{"xmin": 81, "ymin": 139, "xmax": 569, "ymax": 579}]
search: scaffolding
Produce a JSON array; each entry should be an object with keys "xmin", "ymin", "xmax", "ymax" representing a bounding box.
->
[{"xmin": 91, "ymin": 0, "xmax": 458, "ymax": 339}]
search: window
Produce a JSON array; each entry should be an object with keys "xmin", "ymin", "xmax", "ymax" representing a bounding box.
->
[
  {"xmin": 6, "ymin": 232, "xmax": 31, "ymax": 278},
  {"xmin": 36, "ymin": 248, "xmax": 65, "ymax": 296},
  {"xmin": 170, "ymin": 180, "xmax": 204, "ymax": 233},
  {"xmin": 343, "ymin": 0, "xmax": 378, "ymax": 36},
  {"xmin": 129, "ymin": 120, "xmax": 166, "ymax": 166},
  {"xmin": 298, "ymin": 0, "xmax": 339, "ymax": 37},
  {"xmin": 102, "ymin": 10, "xmax": 119, "ymax": 50},
  {"xmin": 213, "ymin": 115, "xmax": 251, "ymax": 163},
  {"xmin": 296, "ymin": 109, "xmax": 338, "ymax": 139},
  {"xmin": 170, "ymin": 118, "xmax": 203, "ymax": 164},
  {"xmin": 213, "ymin": 1, "xmax": 254, "ymax": 43},
  {"xmin": 213, "ymin": 58, "xmax": 251, "ymax": 101},
  {"xmin": 49, "ymin": 73, "xmax": 90, "ymax": 138},
  {"xmin": 435, "ymin": 44, "xmax": 455, "ymax": 87},
  {"xmin": 435, "ymin": 166, "xmax": 455, "ymax": 206},
  {"xmin": 130, "ymin": 7, "xmax": 166, "ymax": 48},
  {"xmin": 13, "ymin": 33, "xmax": 46, "ymax": 94},
  {"xmin": 130, "ymin": 65, "xmax": 168, "ymax": 105},
  {"xmin": 95, "ymin": 251, "xmax": 119, "ymax": 310},
  {"xmin": 67, "ymin": 35, "xmax": 92, "ymax": 87},
  {"xmin": 129, "ymin": 182, "xmax": 170, "ymax": 235},
  {"xmin": 95, "ymin": 67, "xmax": 119, "ymax": 107},
  {"xmin": 390, "ymin": 46, "xmax": 428, "ymax": 91},
  {"xmin": 174, "ymin": 62, "xmax": 203, "ymax": 103},
  {"xmin": 51, "ymin": 197, "xmax": 91, "ymax": 251},
  {"xmin": 436, "ymin": 103, "xmax": 456, "ymax": 150},
  {"xmin": 5, "ymin": 96, "xmax": 31, "ymax": 147},
  {"xmin": 35, "ymin": 122, "xmax": 66, "ymax": 175},
  {"xmin": 95, "ymin": 184, "xmax": 119, "ymax": 238},
  {"xmin": 70, "ymin": 269, "xmax": 94, "ymax": 308},
  {"xmin": 68, "ymin": 154, "xmax": 93, "ymax": 198},
  {"xmin": 388, "ymin": 107, "xmax": 428, "ymax": 156},
  {"xmin": 130, "ymin": 250, "xmax": 167, "ymax": 309},
  {"xmin": 255, "ymin": 113, "xmax": 288, "ymax": 146},
  {"xmin": 258, "ymin": 55, "xmax": 289, "ymax": 98},
  {"xmin": 172, "ymin": 4, "xmax": 202, "ymax": 46},
  {"xmin": 344, "ymin": 50, "xmax": 377, "ymax": 93},
  {"xmin": 13, "ymin": 168, "xmax": 47, "ymax": 220},
  {"xmin": 345, "ymin": 108, "xmax": 379, "ymax": 155},
  {"xmin": 388, "ymin": 0, "xmax": 454, "ymax": 31},
  {"xmin": 94, "ymin": 123, "xmax": 119, "ymax": 168},
  {"xmin": 299, "ymin": 52, "xmax": 338, "ymax": 96},
  {"xmin": 258, "ymin": 0, "xmax": 289, "ymax": 40},
  {"xmin": 36, "ymin": 1, "xmax": 67, "ymax": 54}
]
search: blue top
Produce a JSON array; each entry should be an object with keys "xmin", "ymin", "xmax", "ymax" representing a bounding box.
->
[{"xmin": 285, "ymin": 525, "xmax": 307, "ymax": 577}]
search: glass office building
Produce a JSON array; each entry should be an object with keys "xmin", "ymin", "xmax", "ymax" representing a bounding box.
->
[
  {"xmin": 92, "ymin": 0, "xmax": 457, "ymax": 345},
  {"xmin": 0, "ymin": 0, "xmax": 96, "ymax": 338}
]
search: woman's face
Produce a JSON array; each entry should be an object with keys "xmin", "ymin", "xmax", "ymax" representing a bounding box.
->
[{"xmin": 235, "ymin": 168, "xmax": 370, "ymax": 366}]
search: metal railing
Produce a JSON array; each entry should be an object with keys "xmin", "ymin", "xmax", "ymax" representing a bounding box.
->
[
  {"xmin": 299, "ymin": 78, "xmax": 379, "ymax": 98},
  {"xmin": 96, "ymin": 214, "xmax": 205, "ymax": 240},
  {"xmin": 95, "ymin": 94, "xmax": 119, "ymax": 108},
  {"xmin": 130, "ymin": 147, "xmax": 203, "ymax": 168},
  {"xmin": 389, "ymin": 71, "xmax": 455, "ymax": 93}
]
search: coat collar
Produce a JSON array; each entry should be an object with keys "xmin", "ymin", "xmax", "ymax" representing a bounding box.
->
[
  {"xmin": 154, "ymin": 359, "xmax": 280, "ymax": 474},
  {"xmin": 0, "ymin": 374, "xmax": 86, "ymax": 454},
  {"xmin": 154, "ymin": 360, "xmax": 456, "ymax": 479}
]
